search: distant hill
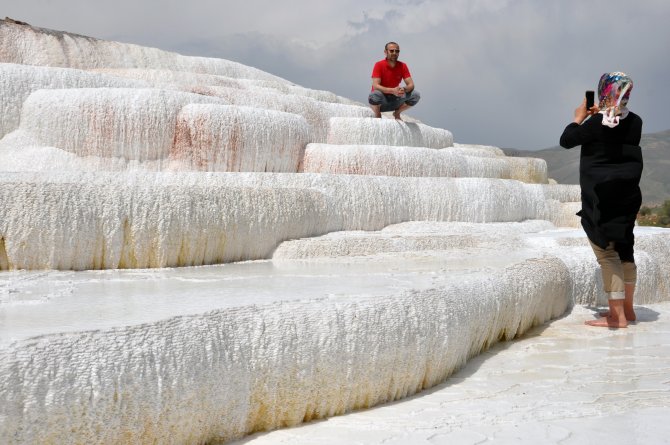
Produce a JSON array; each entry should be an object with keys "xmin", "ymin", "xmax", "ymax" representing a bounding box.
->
[{"xmin": 503, "ymin": 128, "xmax": 670, "ymax": 205}]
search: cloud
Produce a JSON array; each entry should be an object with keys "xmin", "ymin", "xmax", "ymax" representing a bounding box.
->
[{"xmin": 346, "ymin": 0, "xmax": 513, "ymax": 35}]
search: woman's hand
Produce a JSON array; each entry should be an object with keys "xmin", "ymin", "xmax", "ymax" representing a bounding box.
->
[{"xmin": 573, "ymin": 99, "xmax": 599, "ymax": 124}]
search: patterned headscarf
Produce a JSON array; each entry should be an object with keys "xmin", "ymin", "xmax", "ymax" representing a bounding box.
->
[{"xmin": 598, "ymin": 72, "xmax": 633, "ymax": 128}]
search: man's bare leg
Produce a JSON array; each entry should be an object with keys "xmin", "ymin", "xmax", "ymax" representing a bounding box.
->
[
  {"xmin": 393, "ymin": 103, "xmax": 411, "ymax": 120},
  {"xmin": 599, "ymin": 283, "xmax": 636, "ymax": 321},
  {"xmin": 586, "ymin": 299, "xmax": 628, "ymax": 328},
  {"xmin": 370, "ymin": 104, "xmax": 382, "ymax": 118}
]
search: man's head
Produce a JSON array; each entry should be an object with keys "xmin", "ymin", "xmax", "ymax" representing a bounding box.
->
[{"xmin": 384, "ymin": 42, "xmax": 400, "ymax": 62}]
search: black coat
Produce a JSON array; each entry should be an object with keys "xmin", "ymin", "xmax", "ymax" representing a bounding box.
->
[{"xmin": 559, "ymin": 112, "xmax": 643, "ymax": 262}]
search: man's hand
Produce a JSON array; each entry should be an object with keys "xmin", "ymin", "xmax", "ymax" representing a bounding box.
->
[{"xmin": 393, "ymin": 86, "xmax": 405, "ymax": 97}]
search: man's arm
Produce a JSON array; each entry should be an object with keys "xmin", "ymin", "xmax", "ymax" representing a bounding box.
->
[
  {"xmin": 403, "ymin": 77, "xmax": 414, "ymax": 94},
  {"xmin": 372, "ymin": 77, "xmax": 394, "ymax": 95},
  {"xmin": 372, "ymin": 78, "xmax": 405, "ymax": 97}
]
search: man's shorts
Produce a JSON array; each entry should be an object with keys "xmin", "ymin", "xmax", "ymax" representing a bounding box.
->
[{"xmin": 368, "ymin": 90, "xmax": 421, "ymax": 112}]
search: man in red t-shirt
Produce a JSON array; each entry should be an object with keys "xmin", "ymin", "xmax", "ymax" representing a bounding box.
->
[{"xmin": 368, "ymin": 41, "xmax": 420, "ymax": 120}]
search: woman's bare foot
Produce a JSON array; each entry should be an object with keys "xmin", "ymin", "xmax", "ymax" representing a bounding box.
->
[{"xmin": 585, "ymin": 316, "xmax": 628, "ymax": 328}]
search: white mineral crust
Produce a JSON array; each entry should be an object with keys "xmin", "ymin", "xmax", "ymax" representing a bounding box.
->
[
  {"xmin": 235, "ymin": 300, "xmax": 670, "ymax": 445},
  {"xmin": 0, "ymin": 21, "xmax": 282, "ymax": 81},
  {"xmin": 302, "ymin": 143, "xmax": 548, "ymax": 183},
  {"xmin": 172, "ymin": 104, "xmax": 310, "ymax": 172},
  {"xmin": 327, "ymin": 117, "xmax": 454, "ymax": 148},
  {"xmin": 0, "ymin": 173, "xmax": 583, "ymax": 270},
  {"xmin": 0, "ymin": 63, "xmax": 150, "ymax": 138},
  {"xmin": 186, "ymin": 85, "xmax": 373, "ymax": 143},
  {"xmin": 17, "ymin": 88, "xmax": 227, "ymax": 161}
]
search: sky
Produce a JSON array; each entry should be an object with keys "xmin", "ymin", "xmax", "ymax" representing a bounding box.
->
[{"xmin": 3, "ymin": 0, "xmax": 670, "ymax": 150}]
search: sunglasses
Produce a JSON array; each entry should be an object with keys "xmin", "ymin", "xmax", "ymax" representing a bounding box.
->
[{"xmin": 387, "ymin": 49, "xmax": 400, "ymax": 53}]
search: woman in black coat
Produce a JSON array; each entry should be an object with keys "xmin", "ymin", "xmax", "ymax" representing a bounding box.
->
[{"xmin": 560, "ymin": 72, "xmax": 643, "ymax": 328}]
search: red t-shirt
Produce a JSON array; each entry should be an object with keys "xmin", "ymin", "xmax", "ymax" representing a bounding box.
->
[{"xmin": 371, "ymin": 59, "xmax": 411, "ymax": 91}]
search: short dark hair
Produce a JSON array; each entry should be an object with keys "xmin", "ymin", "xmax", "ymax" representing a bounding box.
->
[{"xmin": 385, "ymin": 41, "xmax": 399, "ymax": 50}]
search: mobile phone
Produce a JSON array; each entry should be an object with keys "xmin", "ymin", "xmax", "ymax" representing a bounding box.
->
[{"xmin": 585, "ymin": 90, "xmax": 595, "ymax": 109}]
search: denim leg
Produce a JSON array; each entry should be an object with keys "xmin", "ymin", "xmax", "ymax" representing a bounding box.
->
[{"xmin": 368, "ymin": 90, "xmax": 420, "ymax": 112}]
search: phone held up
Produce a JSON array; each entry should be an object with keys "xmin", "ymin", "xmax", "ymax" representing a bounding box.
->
[{"xmin": 585, "ymin": 90, "xmax": 595, "ymax": 110}]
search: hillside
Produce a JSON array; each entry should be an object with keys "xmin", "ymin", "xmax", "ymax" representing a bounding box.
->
[{"xmin": 504, "ymin": 129, "xmax": 670, "ymax": 205}]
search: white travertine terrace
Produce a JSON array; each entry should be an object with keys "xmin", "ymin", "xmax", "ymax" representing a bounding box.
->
[
  {"xmin": 18, "ymin": 88, "xmax": 227, "ymax": 161},
  {"xmin": 93, "ymin": 68, "xmax": 252, "ymax": 89},
  {"xmin": 302, "ymin": 143, "xmax": 548, "ymax": 182},
  {"xmin": 0, "ymin": 23, "xmax": 283, "ymax": 81},
  {"xmin": 237, "ymin": 78, "xmax": 361, "ymax": 105},
  {"xmin": 272, "ymin": 221, "xmax": 670, "ymax": 305},
  {"xmin": 0, "ymin": 63, "xmax": 150, "ymax": 138},
  {"xmin": 187, "ymin": 85, "xmax": 373, "ymax": 143},
  {"xmin": 0, "ymin": 172, "xmax": 581, "ymax": 270},
  {"xmin": 172, "ymin": 105, "xmax": 310, "ymax": 172},
  {"xmin": 0, "ymin": 253, "xmax": 573, "ymax": 444},
  {"xmin": 327, "ymin": 116, "xmax": 454, "ymax": 148},
  {"xmin": 1, "ymin": 19, "xmax": 669, "ymax": 445},
  {"xmin": 451, "ymin": 142, "xmax": 506, "ymax": 156},
  {"xmin": 94, "ymin": 68, "xmax": 360, "ymax": 106}
]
